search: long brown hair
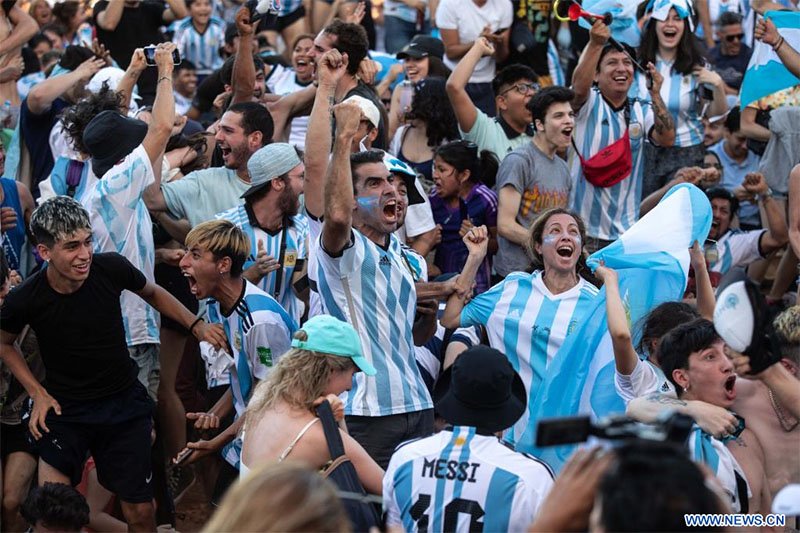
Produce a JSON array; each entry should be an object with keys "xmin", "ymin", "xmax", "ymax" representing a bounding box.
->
[
  {"xmin": 244, "ymin": 330, "xmax": 356, "ymax": 431},
  {"xmin": 202, "ymin": 462, "xmax": 351, "ymax": 532},
  {"xmin": 526, "ymin": 207, "xmax": 595, "ymax": 282}
]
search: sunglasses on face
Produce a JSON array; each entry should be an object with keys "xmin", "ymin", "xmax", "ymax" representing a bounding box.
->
[
  {"xmin": 724, "ymin": 33, "xmax": 744, "ymax": 42},
  {"xmin": 500, "ymin": 82, "xmax": 540, "ymax": 97}
]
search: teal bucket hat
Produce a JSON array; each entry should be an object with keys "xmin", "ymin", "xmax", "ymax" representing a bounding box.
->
[{"xmin": 291, "ymin": 315, "xmax": 376, "ymax": 376}]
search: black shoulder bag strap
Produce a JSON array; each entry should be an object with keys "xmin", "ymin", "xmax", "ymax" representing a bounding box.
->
[
  {"xmin": 315, "ymin": 400, "xmax": 345, "ymax": 459},
  {"xmin": 271, "ymin": 217, "xmax": 290, "ymax": 300}
]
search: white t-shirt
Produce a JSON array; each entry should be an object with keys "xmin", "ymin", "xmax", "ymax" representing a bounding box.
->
[
  {"xmin": 384, "ymin": 426, "xmax": 554, "ymax": 533},
  {"xmin": 435, "ymin": 0, "xmax": 512, "ymax": 83},
  {"xmin": 614, "ymin": 358, "xmax": 676, "ymax": 405},
  {"xmin": 81, "ymin": 145, "xmax": 158, "ymax": 346}
]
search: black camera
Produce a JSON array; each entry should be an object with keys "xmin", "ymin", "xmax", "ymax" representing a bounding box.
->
[{"xmin": 536, "ymin": 411, "xmax": 694, "ymax": 447}]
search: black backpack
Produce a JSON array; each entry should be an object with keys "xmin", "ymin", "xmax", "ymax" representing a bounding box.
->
[{"xmin": 315, "ymin": 401, "xmax": 382, "ymax": 532}]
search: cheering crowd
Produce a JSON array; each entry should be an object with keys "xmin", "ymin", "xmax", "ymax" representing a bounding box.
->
[{"xmin": 0, "ymin": 0, "xmax": 799, "ymax": 530}]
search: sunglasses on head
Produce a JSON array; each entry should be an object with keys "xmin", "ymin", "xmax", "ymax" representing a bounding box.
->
[
  {"xmin": 500, "ymin": 82, "xmax": 540, "ymax": 97},
  {"xmin": 724, "ymin": 33, "xmax": 744, "ymax": 42}
]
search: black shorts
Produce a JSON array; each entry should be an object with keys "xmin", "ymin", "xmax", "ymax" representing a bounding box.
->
[
  {"xmin": 33, "ymin": 382, "xmax": 155, "ymax": 503},
  {"xmin": 263, "ymin": 4, "xmax": 305, "ymax": 31},
  {"xmin": 1, "ymin": 421, "xmax": 36, "ymax": 459}
]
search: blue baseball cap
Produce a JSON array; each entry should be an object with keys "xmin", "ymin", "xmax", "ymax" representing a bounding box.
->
[{"xmin": 291, "ymin": 315, "xmax": 376, "ymax": 376}]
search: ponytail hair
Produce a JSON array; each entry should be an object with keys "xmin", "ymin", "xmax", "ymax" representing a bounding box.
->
[{"xmin": 435, "ymin": 141, "xmax": 499, "ymax": 188}]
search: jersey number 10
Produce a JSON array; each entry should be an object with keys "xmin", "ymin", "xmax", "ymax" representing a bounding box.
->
[{"xmin": 409, "ymin": 494, "xmax": 486, "ymax": 531}]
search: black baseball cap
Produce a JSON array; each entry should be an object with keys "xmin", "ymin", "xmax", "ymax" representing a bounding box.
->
[{"xmin": 396, "ymin": 35, "xmax": 445, "ymax": 60}]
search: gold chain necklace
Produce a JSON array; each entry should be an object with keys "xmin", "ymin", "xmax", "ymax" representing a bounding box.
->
[{"xmin": 768, "ymin": 388, "xmax": 799, "ymax": 432}]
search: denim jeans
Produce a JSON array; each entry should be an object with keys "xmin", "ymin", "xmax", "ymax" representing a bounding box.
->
[{"xmin": 383, "ymin": 15, "xmax": 430, "ymax": 54}]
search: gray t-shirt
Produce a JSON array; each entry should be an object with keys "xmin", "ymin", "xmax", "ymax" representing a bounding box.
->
[{"xmin": 495, "ymin": 141, "xmax": 572, "ymax": 277}]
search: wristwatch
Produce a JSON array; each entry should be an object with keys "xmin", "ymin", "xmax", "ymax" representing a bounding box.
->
[{"xmin": 754, "ymin": 188, "xmax": 774, "ymax": 202}]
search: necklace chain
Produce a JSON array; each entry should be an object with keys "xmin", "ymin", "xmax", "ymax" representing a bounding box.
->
[{"xmin": 768, "ymin": 387, "xmax": 799, "ymax": 432}]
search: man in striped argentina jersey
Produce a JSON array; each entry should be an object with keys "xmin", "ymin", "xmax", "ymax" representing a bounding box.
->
[
  {"xmin": 216, "ymin": 143, "xmax": 309, "ymax": 324},
  {"xmin": 178, "ymin": 220, "xmax": 295, "ymax": 494},
  {"xmin": 704, "ymin": 184, "xmax": 787, "ymax": 277},
  {"xmin": 569, "ymin": 20, "xmax": 676, "ymax": 252},
  {"xmin": 441, "ymin": 211, "xmax": 599, "ymax": 453},
  {"xmin": 313, "ymin": 99, "xmax": 434, "ymax": 468},
  {"xmin": 171, "ymin": 0, "xmax": 226, "ymax": 75},
  {"xmin": 384, "ymin": 346, "xmax": 554, "ymax": 532}
]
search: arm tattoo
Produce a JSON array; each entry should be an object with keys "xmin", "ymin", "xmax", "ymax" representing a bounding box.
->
[
  {"xmin": 646, "ymin": 394, "xmax": 687, "ymax": 406},
  {"xmin": 651, "ymin": 95, "xmax": 674, "ymax": 136}
]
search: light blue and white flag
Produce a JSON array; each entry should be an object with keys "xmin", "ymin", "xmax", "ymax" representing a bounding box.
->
[
  {"xmin": 740, "ymin": 11, "xmax": 800, "ymax": 108},
  {"xmin": 523, "ymin": 183, "xmax": 712, "ymax": 471},
  {"xmin": 578, "ymin": 0, "xmax": 642, "ymax": 46}
]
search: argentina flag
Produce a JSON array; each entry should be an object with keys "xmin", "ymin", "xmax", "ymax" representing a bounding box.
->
[
  {"xmin": 523, "ymin": 184, "xmax": 712, "ymax": 471},
  {"xmin": 577, "ymin": 0, "xmax": 642, "ymax": 46},
  {"xmin": 740, "ymin": 11, "xmax": 800, "ymax": 108}
]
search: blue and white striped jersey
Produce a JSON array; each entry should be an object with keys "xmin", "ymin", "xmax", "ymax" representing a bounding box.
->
[
  {"xmin": 568, "ymin": 87, "xmax": 653, "ymax": 240},
  {"xmin": 207, "ymin": 280, "xmax": 296, "ymax": 467},
  {"xmin": 81, "ymin": 145, "xmax": 159, "ymax": 346},
  {"xmin": 460, "ymin": 271, "xmax": 599, "ymax": 448},
  {"xmin": 171, "ymin": 17, "xmax": 226, "ymax": 73},
  {"xmin": 216, "ymin": 204, "xmax": 309, "ymax": 325},
  {"xmin": 269, "ymin": 70, "xmax": 312, "ymax": 148},
  {"xmin": 634, "ymin": 58, "xmax": 704, "ymax": 148},
  {"xmin": 313, "ymin": 229, "xmax": 432, "ymax": 417},
  {"xmin": 384, "ymin": 426, "xmax": 554, "ymax": 533},
  {"xmin": 706, "ymin": 228, "xmax": 765, "ymax": 274}
]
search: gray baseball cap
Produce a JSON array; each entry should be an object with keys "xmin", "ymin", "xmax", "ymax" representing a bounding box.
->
[{"xmin": 242, "ymin": 143, "xmax": 302, "ymax": 198}]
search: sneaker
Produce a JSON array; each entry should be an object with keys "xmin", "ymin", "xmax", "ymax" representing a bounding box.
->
[{"xmin": 168, "ymin": 464, "xmax": 196, "ymax": 504}]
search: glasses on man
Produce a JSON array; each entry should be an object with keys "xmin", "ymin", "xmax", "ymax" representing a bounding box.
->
[
  {"xmin": 724, "ymin": 33, "xmax": 745, "ymax": 42},
  {"xmin": 500, "ymin": 83, "xmax": 539, "ymax": 97}
]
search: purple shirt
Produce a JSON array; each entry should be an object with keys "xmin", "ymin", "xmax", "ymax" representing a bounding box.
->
[{"xmin": 429, "ymin": 183, "xmax": 498, "ymax": 293}]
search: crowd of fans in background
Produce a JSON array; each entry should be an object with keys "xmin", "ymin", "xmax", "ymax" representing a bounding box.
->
[{"xmin": 0, "ymin": 0, "xmax": 799, "ymax": 530}]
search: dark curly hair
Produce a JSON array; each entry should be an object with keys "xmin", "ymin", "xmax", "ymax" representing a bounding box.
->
[
  {"xmin": 21, "ymin": 482, "xmax": 89, "ymax": 531},
  {"xmin": 60, "ymin": 83, "xmax": 125, "ymax": 156},
  {"xmin": 404, "ymin": 77, "xmax": 459, "ymax": 148}
]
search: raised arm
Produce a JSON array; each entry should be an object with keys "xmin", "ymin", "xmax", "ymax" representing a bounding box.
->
[
  {"xmin": 645, "ymin": 62, "xmax": 676, "ymax": 147},
  {"xmin": 0, "ymin": 6, "xmax": 38, "ymax": 56},
  {"xmin": 440, "ymin": 225, "xmax": 488, "ymax": 329},
  {"xmin": 162, "ymin": 0, "xmax": 188, "ymax": 22},
  {"xmin": 572, "ymin": 20, "xmax": 608, "ymax": 110},
  {"xmin": 117, "ymin": 48, "xmax": 147, "ymax": 122},
  {"xmin": 26, "ymin": 56, "xmax": 106, "ymax": 114},
  {"xmin": 755, "ymin": 17, "xmax": 800, "ymax": 78},
  {"xmin": 142, "ymin": 43, "xmax": 177, "ymax": 169},
  {"xmin": 322, "ymin": 101, "xmax": 361, "ymax": 255},
  {"xmin": 96, "ymin": 0, "xmax": 126, "ymax": 31},
  {"xmin": 743, "ymin": 172, "xmax": 788, "ymax": 254},
  {"xmin": 231, "ymin": 7, "xmax": 256, "ymax": 105},
  {"xmin": 594, "ymin": 265, "xmax": 639, "ymax": 376},
  {"xmin": 695, "ymin": 0, "xmax": 715, "ymax": 50},
  {"xmin": 445, "ymin": 37, "xmax": 495, "ymax": 134},
  {"xmin": 304, "ymin": 49, "xmax": 348, "ymax": 219},
  {"xmin": 689, "ymin": 241, "xmax": 715, "ymax": 320}
]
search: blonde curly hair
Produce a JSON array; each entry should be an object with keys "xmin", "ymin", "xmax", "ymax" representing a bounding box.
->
[
  {"xmin": 774, "ymin": 305, "xmax": 800, "ymax": 364},
  {"xmin": 245, "ymin": 329, "xmax": 356, "ymax": 430}
]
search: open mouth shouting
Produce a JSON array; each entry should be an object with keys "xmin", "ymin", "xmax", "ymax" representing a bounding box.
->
[
  {"xmin": 560, "ymin": 125, "xmax": 574, "ymax": 143},
  {"xmin": 383, "ymin": 198, "xmax": 398, "ymax": 223},
  {"xmin": 723, "ymin": 374, "xmax": 736, "ymax": 401},
  {"xmin": 556, "ymin": 242, "xmax": 575, "ymax": 258}
]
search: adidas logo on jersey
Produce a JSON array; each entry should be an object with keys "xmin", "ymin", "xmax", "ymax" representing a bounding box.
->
[
  {"xmin": 661, "ymin": 381, "xmax": 671, "ymax": 392},
  {"xmin": 508, "ymin": 308, "xmax": 521, "ymax": 319},
  {"xmin": 379, "ymin": 255, "xmax": 392, "ymax": 268}
]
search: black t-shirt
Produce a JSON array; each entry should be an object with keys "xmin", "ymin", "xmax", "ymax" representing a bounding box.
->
[
  {"xmin": 504, "ymin": 0, "xmax": 553, "ymax": 77},
  {"xmin": 19, "ymin": 97, "xmax": 69, "ymax": 198},
  {"xmin": 0, "ymin": 253, "xmax": 147, "ymax": 401},
  {"xmin": 93, "ymin": 0, "xmax": 168, "ymax": 103}
]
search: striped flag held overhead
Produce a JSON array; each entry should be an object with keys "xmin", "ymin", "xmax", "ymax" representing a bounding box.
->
[
  {"xmin": 740, "ymin": 11, "xmax": 800, "ymax": 108},
  {"xmin": 523, "ymin": 183, "xmax": 713, "ymax": 472}
]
